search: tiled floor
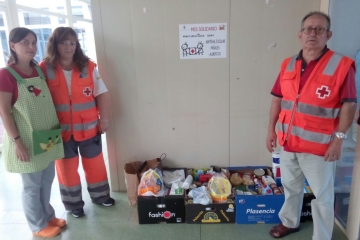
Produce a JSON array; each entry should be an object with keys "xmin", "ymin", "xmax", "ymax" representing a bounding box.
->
[{"xmin": 0, "ymin": 154, "xmax": 349, "ymax": 240}]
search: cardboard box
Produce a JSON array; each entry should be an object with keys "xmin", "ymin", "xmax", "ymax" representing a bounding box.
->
[
  {"xmin": 137, "ymin": 194, "xmax": 186, "ymax": 224},
  {"xmin": 228, "ymin": 166, "xmax": 284, "ymax": 224},
  {"xmin": 185, "ymin": 191, "xmax": 235, "ymax": 223},
  {"xmin": 137, "ymin": 168, "xmax": 186, "ymax": 224},
  {"xmin": 236, "ymin": 194, "xmax": 285, "ymax": 224},
  {"xmin": 300, "ymin": 193, "xmax": 315, "ymax": 222}
]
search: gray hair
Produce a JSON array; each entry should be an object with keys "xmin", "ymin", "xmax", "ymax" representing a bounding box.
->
[{"xmin": 301, "ymin": 11, "xmax": 331, "ymax": 30}]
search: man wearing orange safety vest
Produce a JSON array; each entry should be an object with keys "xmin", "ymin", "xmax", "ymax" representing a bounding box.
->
[
  {"xmin": 266, "ymin": 12, "xmax": 356, "ymax": 239},
  {"xmin": 40, "ymin": 27, "xmax": 114, "ymax": 219}
]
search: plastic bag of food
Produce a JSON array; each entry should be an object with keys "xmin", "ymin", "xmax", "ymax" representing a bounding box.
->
[
  {"xmin": 163, "ymin": 169, "xmax": 185, "ymax": 187},
  {"xmin": 208, "ymin": 172, "xmax": 232, "ymax": 203},
  {"xmin": 138, "ymin": 169, "xmax": 164, "ymax": 196},
  {"xmin": 188, "ymin": 186, "xmax": 213, "ymax": 205}
]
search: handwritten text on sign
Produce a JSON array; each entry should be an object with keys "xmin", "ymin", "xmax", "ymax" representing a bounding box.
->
[{"xmin": 179, "ymin": 23, "xmax": 227, "ymax": 59}]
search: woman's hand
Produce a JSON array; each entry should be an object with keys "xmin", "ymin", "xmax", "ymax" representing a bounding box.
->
[
  {"xmin": 15, "ymin": 139, "xmax": 30, "ymax": 162},
  {"xmin": 99, "ymin": 119, "xmax": 109, "ymax": 134}
]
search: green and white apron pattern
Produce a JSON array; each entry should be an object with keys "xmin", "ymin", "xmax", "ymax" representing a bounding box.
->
[{"xmin": 2, "ymin": 66, "xmax": 64, "ymax": 173}]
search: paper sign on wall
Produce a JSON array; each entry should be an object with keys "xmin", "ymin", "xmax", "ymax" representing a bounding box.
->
[{"xmin": 179, "ymin": 23, "xmax": 227, "ymax": 59}]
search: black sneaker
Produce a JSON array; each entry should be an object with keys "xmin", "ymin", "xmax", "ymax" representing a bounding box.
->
[
  {"xmin": 71, "ymin": 208, "xmax": 85, "ymax": 218},
  {"xmin": 101, "ymin": 197, "xmax": 115, "ymax": 207}
]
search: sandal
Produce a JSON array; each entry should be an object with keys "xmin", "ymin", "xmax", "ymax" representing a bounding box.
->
[{"xmin": 269, "ymin": 223, "xmax": 300, "ymax": 238}]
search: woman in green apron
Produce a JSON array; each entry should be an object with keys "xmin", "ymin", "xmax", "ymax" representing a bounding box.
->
[{"xmin": 0, "ymin": 27, "xmax": 65, "ymax": 238}]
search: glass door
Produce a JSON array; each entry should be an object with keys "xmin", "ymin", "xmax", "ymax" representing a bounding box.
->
[
  {"xmin": 334, "ymin": 132, "xmax": 355, "ymax": 228},
  {"xmin": 344, "ymin": 124, "xmax": 360, "ymax": 240}
]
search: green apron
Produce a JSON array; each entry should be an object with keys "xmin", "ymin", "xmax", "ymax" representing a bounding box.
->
[{"xmin": 2, "ymin": 66, "xmax": 64, "ymax": 173}]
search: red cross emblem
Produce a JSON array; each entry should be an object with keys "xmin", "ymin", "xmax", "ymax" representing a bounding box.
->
[
  {"xmin": 189, "ymin": 47, "xmax": 196, "ymax": 55},
  {"xmin": 316, "ymin": 85, "xmax": 331, "ymax": 99},
  {"xmin": 83, "ymin": 87, "xmax": 92, "ymax": 97}
]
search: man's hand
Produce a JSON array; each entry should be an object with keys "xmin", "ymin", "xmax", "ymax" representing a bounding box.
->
[
  {"xmin": 324, "ymin": 137, "xmax": 343, "ymax": 161},
  {"xmin": 266, "ymin": 130, "xmax": 277, "ymax": 153}
]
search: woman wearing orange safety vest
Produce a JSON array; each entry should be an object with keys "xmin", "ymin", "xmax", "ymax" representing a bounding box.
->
[{"xmin": 40, "ymin": 27, "xmax": 114, "ymax": 218}]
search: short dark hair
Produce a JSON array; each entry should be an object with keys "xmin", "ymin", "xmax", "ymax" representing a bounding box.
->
[
  {"xmin": 8, "ymin": 27, "xmax": 38, "ymax": 66},
  {"xmin": 301, "ymin": 11, "xmax": 331, "ymax": 30}
]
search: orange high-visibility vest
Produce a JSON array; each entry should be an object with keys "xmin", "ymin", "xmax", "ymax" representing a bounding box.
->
[
  {"xmin": 39, "ymin": 61, "xmax": 99, "ymax": 142},
  {"xmin": 277, "ymin": 50, "xmax": 354, "ymax": 156}
]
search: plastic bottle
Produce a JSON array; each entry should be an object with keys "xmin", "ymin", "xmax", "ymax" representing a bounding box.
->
[
  {"xmin": 182, "ymin": 175, "xmax": 193, "ymax": 189},
  {"xmin": 272, "ymin": 152, "xmax": 281, "ymax": 178},
  {"xmin": 195, "ymin": 169, "xmax": 204, "ymax": 181}
]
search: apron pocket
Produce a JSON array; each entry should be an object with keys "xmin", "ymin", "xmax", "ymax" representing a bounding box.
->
[{"xmin": 32, "ymin": 128, "xmax": 62, "ymax": 155}]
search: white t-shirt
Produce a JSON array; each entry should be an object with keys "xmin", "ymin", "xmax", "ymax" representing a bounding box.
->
[{"xmin": 62, "ymin": 67, "xmax": 108, "ymax": 97}]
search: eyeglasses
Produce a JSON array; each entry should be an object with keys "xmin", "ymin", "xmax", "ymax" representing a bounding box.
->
[
  {"xmin": 59, "ymin": 41, "xmax": 76, "ymax": 47},
  {"xmin": 301, "ymin": 27, "xmax": 328, "ymax": 35}
]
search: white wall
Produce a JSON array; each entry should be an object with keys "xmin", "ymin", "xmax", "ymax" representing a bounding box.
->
[{"xmin": 91, "ymin": 0, "xmax": 321, "ymax": 191}]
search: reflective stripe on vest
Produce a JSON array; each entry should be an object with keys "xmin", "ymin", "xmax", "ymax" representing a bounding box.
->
[
  {"xmin": 47, "ymin": 65, "xmax": 89, "ymax": 80},
  {"xmin": 286, "ymin": 52, "xmax": 343, "ymax": 76},
  {"xmin": 62, "ymin": 120, "xmax": 98, "ymax": 132},
  {"xmin": 286, "ymin": 55, "xmax": 297, "ymax": 72},
  {"xmin": 55, "ymin": 104, "xmax": 69, "ymax": 112},
  {"xmin": 80, "ymin": 66, "xmax": 88, "ymax": 78},
  {"xmin": 277, "ymin": 124, "xmax": 331, "ymax": 144},
  {"xmin": 62, "ymin": 124, "xmax": 70, "ymax": 131},
  {"xmin": 55, "ymin": 101, "xmax": 96, "ymax": 113},
  {"xmin": 46, "ymin": 64, "xmax": 56, "ymax": 79},
  {"xmin": 73, "ymin": 101, "xmax": 96, "ymax": 111},
  {"xmin": 281, "ymin": 100, "xmax": 340, "ymax": 118},
  {"xmin": 73, "ymin": 119, "xmax": 98, "ymax": 131},
  {"xmin": 281, "ymin": 100, "xmax": 294, "ymax": 111},
  {"xmin": 278, "ymin": 123, "xmax": 288, "ymax": 135},
  {"xmin": 323, "ymin": 52, "xmax": 342, "ymax": 76},
  {"xmin": 291, "ymin": 126, "xmax": 332, "ymax": 144}
]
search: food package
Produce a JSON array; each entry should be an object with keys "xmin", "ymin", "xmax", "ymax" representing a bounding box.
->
[
  {"xmin": 138, "ymin": 169, "xmax": 164, "ymax": 196},
  {"xmin": 230, "ymin": 173, "xmax": 242, "ymax": 186},
  {"xmin": 170, "ymin": 182, "xmax": 183, "ymax": 195},
  {"xmin": 208, "ymin": 172, "xmax": 232, "ymax": 203},
  {"xmin": 262, "ymin": 175, "xmax": 276, "ymax": 186},
  {"xmin": 242, "ymin": 173, "xmax": 254, "ymax": 186}
]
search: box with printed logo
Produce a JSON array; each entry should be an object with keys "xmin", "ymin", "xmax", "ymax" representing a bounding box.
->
[
  {"xmin": 137, "ymin": 168, "xmax": 186, "ymax": 224},
  {"xmin": 236, "ymin": 194, "xmax": 285, "ymax": 224},
  {"xmin": 228, "ymin": 166, "xmax": 284, "ymax": 224},
  {"xmin": 185, "ymin": 191, "xmax": 236, "ymax": 224},
  {"xmin": 300, "ymin": 193, "xmax": 315, "ymax": 222},
  {"xmin": 137, "ymin": 194, "xmax": 185, "ymax": 224}
]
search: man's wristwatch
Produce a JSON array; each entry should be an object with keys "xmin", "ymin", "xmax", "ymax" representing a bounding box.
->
[
  {"xmin": 11, "ymin": 136, "xmax": 21, "ymax": 142},
  {"xmin": 335, "ymin": 132, "xmax": 347, "ymax": 140}
]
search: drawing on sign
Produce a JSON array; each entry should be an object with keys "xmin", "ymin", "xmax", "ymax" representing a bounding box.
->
[
  {"xmin": 179, "ymin": 23, "xmax": 227, "ymax": 59},
  {"xmin": 181, "ymin": 42, "xmax": 204, "ymax": 57}
]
